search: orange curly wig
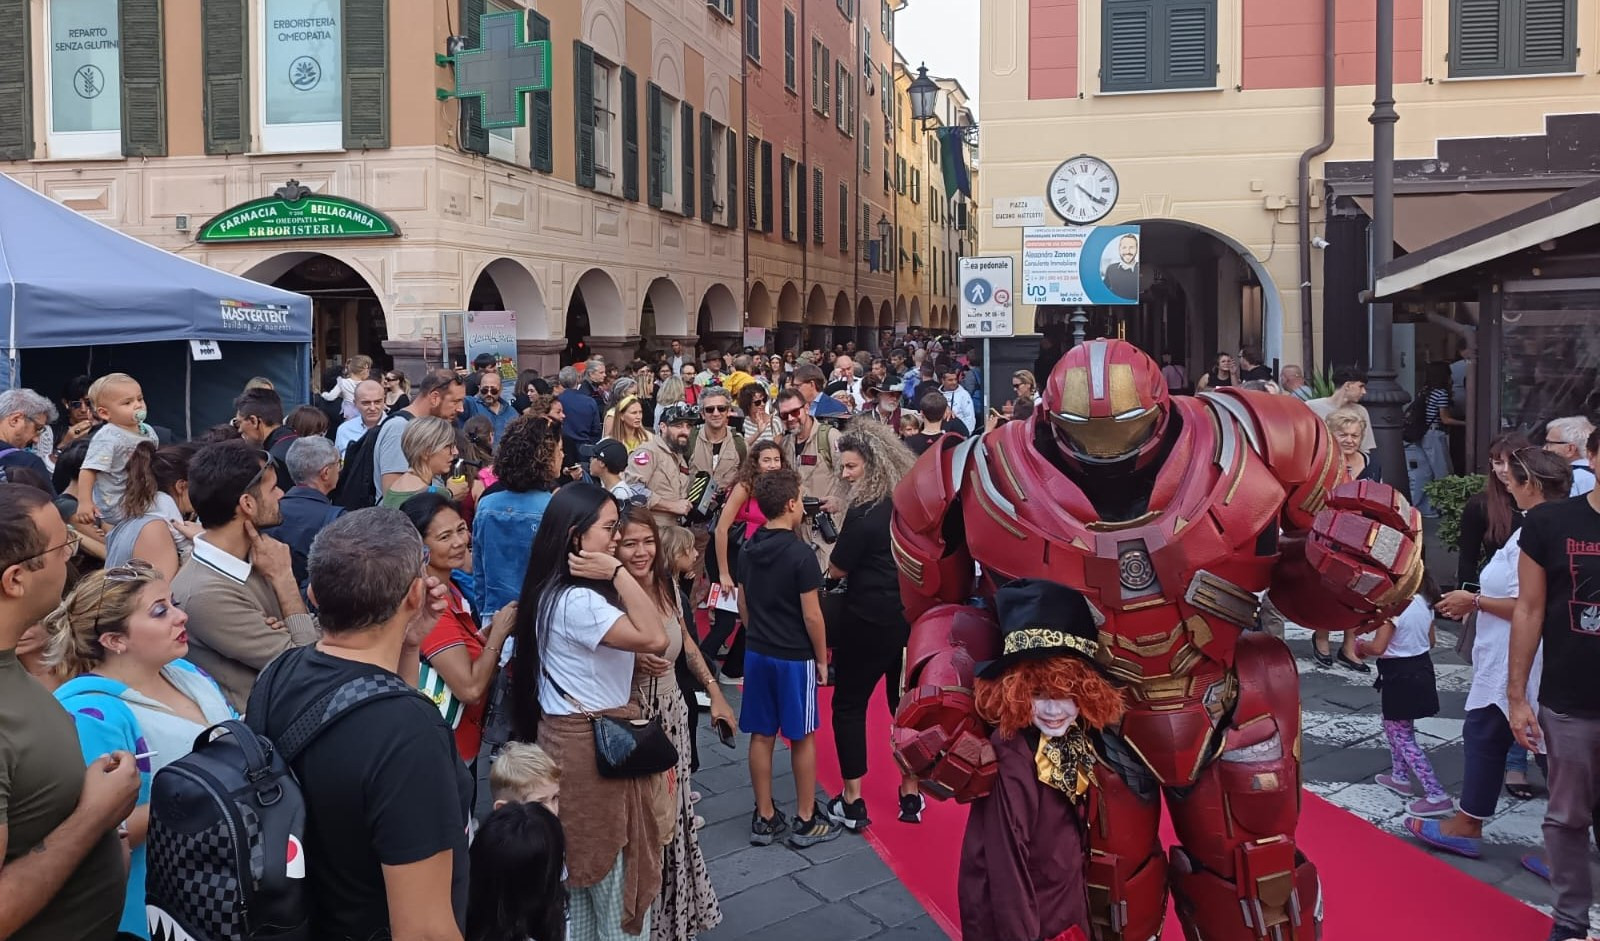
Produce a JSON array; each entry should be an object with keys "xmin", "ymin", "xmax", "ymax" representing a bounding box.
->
[{"xmin": 974, "ymin": 658, "xmax": 1127, "ymax": 739}]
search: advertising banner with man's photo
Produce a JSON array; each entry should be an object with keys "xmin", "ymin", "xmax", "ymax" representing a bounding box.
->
[
  {"xmin": 464, "ymin": 310, "xmax": 519, "ymax": 380},
  {"xmin": 1021, "ymin": 225, "xmax": 1142, "ymax": 306}
]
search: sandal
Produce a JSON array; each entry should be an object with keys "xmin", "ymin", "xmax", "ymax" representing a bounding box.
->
[
  {"xmin": 1505, "ymin": 782, "xmax": 1538, "ymax": 800},
  {"xmin": 1521, "ymin": 853, "xmax": 1551, "ymax": 881},
  {"xmin": 1404, "ymin": 817, "xmax": 1481, "ymax": 859}
]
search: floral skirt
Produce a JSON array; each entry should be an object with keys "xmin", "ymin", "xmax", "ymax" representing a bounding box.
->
[{"xmin": 642, "ymin": 679, "xmax": 723, "ymax": 941}]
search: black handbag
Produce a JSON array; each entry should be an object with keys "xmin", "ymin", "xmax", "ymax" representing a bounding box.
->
[{"xmin": 545, "ymin": 671, "xmax": 678, "ymax": 779}]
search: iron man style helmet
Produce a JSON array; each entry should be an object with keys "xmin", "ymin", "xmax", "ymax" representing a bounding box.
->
[{"xmin": 1041, "ymin": 339, "xmax": 1171, "ymax": 468}]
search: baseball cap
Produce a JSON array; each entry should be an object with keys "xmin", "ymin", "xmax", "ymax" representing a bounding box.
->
[{"xmin": 579, "ymin": 437, "xmax": 630, "ymax": 473}]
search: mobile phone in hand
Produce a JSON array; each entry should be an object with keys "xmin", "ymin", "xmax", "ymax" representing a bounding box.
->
[{"xmin": 714, "ymin": 718, "xmax": 736, "ymax": 749}]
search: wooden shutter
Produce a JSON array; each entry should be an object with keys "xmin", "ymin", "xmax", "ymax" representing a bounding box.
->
[
  {"xmin": 0, "ymin": 0, "xmax": 32, "ymax": 161},
  {"xmin": 343, "ymin": 0, "xmax": 389, "ymax": 149},
  {"xmin": 1519, "ymin": 0, "xmax": 1574, "ymax": 72},
  {"xmin": 1162, "ymin": 0, "xmax": 1216, "ymax": 87},
  {"xmin": 574, "ymin": 41, "xmax": 596, "ymax": 188},
  {"xmin": 681, "ymin": 101, "xmax": 694, "ymax": 218},
  {"xmin": 120, "ymin": 0, "xmax": 166, "ymax": 157},
  {"xmin": 529, "ymin": 10, "xmax": 552, "ymax": 172},
  {"xmin": 622, "ymin": 68, "xmax": 639, "ymax": 201},
  {"xmin": 760, "ymin": 140, "xmax": 773, "ymax": 232},
  {"xmin": 726, "ymin": 127, "xmax": 738, "ymax": 229},
  {"xmin": 838, "ymin": 183, "xmax": 848, "ymax": 251},
  {"xmin": 646, "ymin": 82, "xmax": 663, "ymax": 209},
  {"xmin": 795, "ymin": 160, "xmax": 806, "ymax": 241},
  {"xmin": 700, "ymin": 113, "xmax": 715, "ymax": 223},
  {"xmin": 458, "ymin": 0, "xmax": 488, "ymax": 153},
  {"xmin": 1102, "ymin": 1, "xmax": 1154, "ymax": 91},
  {"xmin": 745, "ymin": 134, "xmax": 758, "ymax": 227},
  {"xmin": 781, "ymin": 155, "xmax": 794, "ymax": 239},
  {"xmin": 812, "ymin": 167, "xmax": 823, "ymax": 244},
  {"xmin": 201, "ymin": 0, "xmax": 248, "ymax": 154}
]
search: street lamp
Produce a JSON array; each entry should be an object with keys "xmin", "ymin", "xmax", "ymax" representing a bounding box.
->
[
  {"xmin": 876, "ymin": 213, "xmax": 892, "ymax": 266},
  {"xmin": 908, "ymin": 64, "xmax": 939, "ymax": 126}
]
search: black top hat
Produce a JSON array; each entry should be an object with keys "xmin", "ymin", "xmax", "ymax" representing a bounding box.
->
[{"xmin": 977, "ymin": 579, "xmax": 1105, "ymax": 680}]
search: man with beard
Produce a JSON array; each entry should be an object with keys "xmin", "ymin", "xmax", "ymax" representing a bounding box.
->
[
  {"xmin": 171, "ymin": 440, "xmax": 319, "ymax": 711},
  {"xmin": 631, "ymin": 403, "xmax": 700, "ymax": 531},
  {"xmin": 862, "ymin": 381, "xmax": 904, "ymax": 430},
  {"xmin": 776, "ymin": 388, "xmax": 849, "ymax": 568}
]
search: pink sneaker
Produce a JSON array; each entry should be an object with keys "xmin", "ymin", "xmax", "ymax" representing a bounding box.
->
[
  {"xmin": 1407, "ymin": 795, "xmax": 1455, "ymax": 818},
  {"xmin": 1375, "ymin": 773, "xmax": 1414, "ymax": 797}
]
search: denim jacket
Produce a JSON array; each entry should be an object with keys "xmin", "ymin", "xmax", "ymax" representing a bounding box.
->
[{"xmin": 472, "ymin": 488, "xmax": 553, "ymax": 617}]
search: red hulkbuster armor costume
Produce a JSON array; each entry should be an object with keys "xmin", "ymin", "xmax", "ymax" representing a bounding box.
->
[{"xmin": 889, "ymin": 339, "xmax": 1423, "ymax": 941}]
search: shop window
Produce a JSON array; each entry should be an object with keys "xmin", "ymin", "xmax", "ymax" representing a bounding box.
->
[
  {"xmin": 1100, "ymin": 0, "xmax": 1217, "ymax": 93},
  {"xmin": 1449, "ymin": 0, "xmax": 1574, "ymax": 78},
  {"xmin": 46, "ymin": 0, "xmax": 122, "ymax": 157},
  {"xmin": 261, "ymin": 0, "xmax": 343, "ymax": 152}
]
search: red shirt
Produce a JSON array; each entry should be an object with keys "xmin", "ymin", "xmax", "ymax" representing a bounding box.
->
[{"xmin": 420, "ymin": 584, "xmax": 488, "ymax": 762}]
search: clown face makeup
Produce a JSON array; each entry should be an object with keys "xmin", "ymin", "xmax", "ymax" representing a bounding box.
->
[{"xmin": 1031, "ymin": 698, "xmax": 1081, "ymax": 738}]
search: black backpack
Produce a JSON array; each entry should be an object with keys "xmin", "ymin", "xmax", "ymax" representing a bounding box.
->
[
  {"xmin": 333, "ymin": 412, "xmax": 408, "ymax": 510},
  {"xmin": 1401, "ymin": 391, "xmax": 1430, "ymax": 444},
  {"xmin": 145, "ymin": 666, "xmax": 416, "ymax": 941}
]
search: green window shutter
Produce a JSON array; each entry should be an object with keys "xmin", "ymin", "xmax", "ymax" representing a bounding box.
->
[
  {"xmin": 1161, "ymin": 0, "xmax": 1216, "ymax": 87},
  {"xmin": 622, "ymin": 68, "xmax": 639, "ymax": 201},
  {"xmin": 120, "ymin": 0, "xmax": 166, "ymax": 157},
  {"xmin": 838, "ymin": 183, "xmax": 847, "ymax": 252},
  {"xmin": 796, "ymin": 161, "xmax": 807, "ymax": 241},
  {"xmin": 0, "ymin": 0, "xmax": 33, "ymax": 161},
  {"xmin": 458, "ymin": 0, "xmax": 488, "ymax": 153},
  {"xmin": 745, "ymin": 134, "xmax": 758, "ymax": 227},
  {"xmin": 201, "ymin": 0, "xmax": 248, "ymax": 155},
  {"xmin": 1102, "ymin": 1, "xmax": 1154, "ymax": 91},
  {"xmin": 646, "ymin": 82, "xmax": 663, "ymax": 209},
  {"xmin": 760, "ymin": 140, "xmax": 773, "ymax": 232},
  {"xmin": 1518, "ymin": 0, "xmax": 1575, "ymax": 73},
  {"xmin": 700, "ymin": 113, "xmax": 715, "ymax": 222},
  {"xmin": 1449, "ymin": 0, "xmax": 1507, "ymax": 76},
  {"xmin": 574, "ymin": 41, "xmax": 596, "ymax": 188},
  {"xmin": 725, "ymin": 127, "xmax": 738, "ymax": 229},
  {"xmin": 812, "ymin": 167, "xmax": 823, "ymax": 244},
  {"xmin": 343, "ymin": 0, "xmax": 389, "ymax": 150},
  {"xmin": 529, "ymin": 11, "xmax": 552, "ymax": 172},
  {"xmin": 782, "ymin": 155, "xmax": 794, "ymax": 239},
  {"xmin": 681, "ymin": 100, "xmax": 694, "ymax": 218}
]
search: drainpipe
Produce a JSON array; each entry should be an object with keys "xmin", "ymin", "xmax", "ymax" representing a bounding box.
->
[
  {"xmin": 741, "ymin": 20, "xmax": 750, "ymax": 352},
  {"xmin": 1295, "ymin": 0, "xmax": 1336, "ymax": 372}
]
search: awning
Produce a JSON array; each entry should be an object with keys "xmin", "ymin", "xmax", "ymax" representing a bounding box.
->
[
  {"xmin": 1373, "ymin": 180, "xmax": 1600, "ymax": 300},
  {"xmin": 1353, "ymin": 191, "xmax": 1564, "ymax": 253}
]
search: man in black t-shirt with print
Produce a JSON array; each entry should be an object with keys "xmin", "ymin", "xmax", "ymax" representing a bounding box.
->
[
  {"xmin": 905, "ymin": 388, "xmax": 968, "ymax": 457},
  {"xmin": 247, "ymin": 508, "xmax": 469, "ymax": 941},
  {"xmin": 1508, "ymin": 464, "xmax": 1600, "ymax": 941}
]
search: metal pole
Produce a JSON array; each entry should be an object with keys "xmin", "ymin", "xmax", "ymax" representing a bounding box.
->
[
  {"xmin": 983, "ymin": 336, "xmax": 992, "ymax": 417},
  {"xmin": 1367, "ymin": 0, "xmax": 1410, "ymax": 494},
  {"xmin": 1070, "ymin": 307, "xmax": 1088, "ymax": 347}
]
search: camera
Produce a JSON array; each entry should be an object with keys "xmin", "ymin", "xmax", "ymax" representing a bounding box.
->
[{"xmin": 802, "ymin": 496, "xmax": 839, "ymax": 543}]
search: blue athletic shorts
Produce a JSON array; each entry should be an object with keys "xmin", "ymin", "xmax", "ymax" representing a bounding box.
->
[{"xmin": 739, "ymin": 650, "xmax": 818, "ymax": 740}]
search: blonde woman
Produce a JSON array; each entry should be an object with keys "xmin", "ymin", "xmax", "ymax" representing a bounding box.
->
[
  {"xmin": 1011, "ymin": 369, "xmax": 1042, "ymax": 405},
  {"xmin": 655, "ymin": 377, "xmax": 688, "ymax": 428},
  {"xmin": 607, "ymin": 395, "xmax": 651, "ymax": 453},
  {"xmin": 1310, "ymin": 407, "xmax": 1381, "ymax": 672},
  {"xmin": 380, "ymin": 415, "xmax": 461, "ymax": 508},
  {"xmin": 47, "ymin": 561, "xmax": 235, "ymax": 939}
]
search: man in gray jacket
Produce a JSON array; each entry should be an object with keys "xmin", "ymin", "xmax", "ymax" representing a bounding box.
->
[{"xmin": 172, "ymin": 440, "xmax": 319, "ymax": 711}]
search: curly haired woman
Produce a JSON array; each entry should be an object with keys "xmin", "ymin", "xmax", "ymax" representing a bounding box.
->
[
  {"xmin": 473, "ymin": 415, "xmax": 564, "ymax": 619},
  {"xmin": 959, "ymin": 579, "xmax": 1125, "ymax": 941}
]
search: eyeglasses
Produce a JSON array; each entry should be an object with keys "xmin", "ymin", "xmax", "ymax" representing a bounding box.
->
[
  {"xmin": 243, "ymin": 450, "xmax": 275, "ymax": 494},
  {"xmin": 703, "ymin": 405, "xmax": 730, "ymax": 414},
  {"xmin": 65, "ymin": 399, "xmax": 88, "ymax": 411},
  {"xmin": 10, "ymin": 527, "xmax": 83, "ymax": 569},
  {"xmin": 778, "ymin": 407, "xmax": 804, "ymax": 422}
]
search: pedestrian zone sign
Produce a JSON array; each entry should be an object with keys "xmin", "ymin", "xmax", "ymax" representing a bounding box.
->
[{"xmin": 958, "ymin": 256, "xmax": 1015, "ymax": 338}]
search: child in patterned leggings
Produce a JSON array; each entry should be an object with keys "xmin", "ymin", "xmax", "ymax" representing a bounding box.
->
[{"xmin": 1360, "ymin": 576, "xmax": 1452, "ymax": 818}]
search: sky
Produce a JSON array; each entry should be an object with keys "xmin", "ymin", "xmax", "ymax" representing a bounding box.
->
[{"xmin": 895, "ymin": 0, "xmax": 981, "ymax": 116}]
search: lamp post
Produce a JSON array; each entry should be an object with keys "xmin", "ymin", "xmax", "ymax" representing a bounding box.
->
[
  {"xmin": 876, "ymin": 214, "xmax": 892, "ymax": 352},
  {"xmin": 907, "ymin": 64, "xmax": 976, "ymax": 340},
  {"xmin": 1367, "ymin": 0, "xmax": 1409, "ymax": 494}
]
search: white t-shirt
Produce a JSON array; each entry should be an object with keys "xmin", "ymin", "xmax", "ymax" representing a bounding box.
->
[
  {"xmin": 1465, "ymin": 530, "xmax": 1543, "ymax": 725},
  {"xmin": 537, "ymin": 587, "xmax": 633, "ymax": 716},
  {"xmin": 1384, "ymin": 595, "xmax": 1434, "ymax": 659}
]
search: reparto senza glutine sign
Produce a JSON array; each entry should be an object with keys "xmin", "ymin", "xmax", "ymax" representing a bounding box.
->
[{"xmin": 196, "ymin": 181, "xmax": 400, "ymax": 243}]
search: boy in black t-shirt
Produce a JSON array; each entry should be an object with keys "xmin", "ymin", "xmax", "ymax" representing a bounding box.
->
[{"xmin": 735, "ymin": 468, "xmax": 842, "ymax": 848}]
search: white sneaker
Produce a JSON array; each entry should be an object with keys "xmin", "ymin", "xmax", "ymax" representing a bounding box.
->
[{"xmin": 718, "ymin": 670, "xmax": 744, "ymax": 687}]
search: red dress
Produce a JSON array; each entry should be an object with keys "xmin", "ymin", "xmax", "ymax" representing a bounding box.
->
[{"xmin": 419, "ymin": 583, "xmax": 488, "ymax": 762}]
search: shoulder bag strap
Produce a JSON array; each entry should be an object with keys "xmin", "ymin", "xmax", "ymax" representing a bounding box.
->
[
  {"xmin": 276, "ymin": 671, "xmax": 419, "ymax": 764},
  {"xmin": 541, "ymin": 667, "xmax": 596, "ymax": 718}
]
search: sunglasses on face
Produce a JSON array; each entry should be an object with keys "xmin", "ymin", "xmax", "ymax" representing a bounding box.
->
[
  {"xmin": 779, "ymin": 408, "xmax": 804, "ymax": 421},
  {"xmin": 703, "ymin": 405, "xmax": 730, "ymax": 414}
]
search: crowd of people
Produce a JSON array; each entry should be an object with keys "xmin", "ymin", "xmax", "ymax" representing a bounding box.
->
[{"xmin": 5, "ymin": 330, "xmax": 1600, "ymax": 941}]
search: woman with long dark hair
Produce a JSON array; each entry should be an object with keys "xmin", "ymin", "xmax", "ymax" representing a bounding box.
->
[
  {"xmin": 508, "ymin": 483, "xmax": 669, "ymax": 940},
  {"xmin": 614, "ymin": 508, "xmax": 729, "ymax": 941},
  {"xmin": 822, "ymin": 418, "xmax": 925, "ymax": 829},
  {"xmin": 466, "ymin": 801, "xmax": 568, "ymax": 941}
]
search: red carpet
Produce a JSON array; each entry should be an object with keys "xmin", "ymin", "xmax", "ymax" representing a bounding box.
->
[{"xmin": 809, "ymin": 685, "xmax": 1556, "ymax": 940}]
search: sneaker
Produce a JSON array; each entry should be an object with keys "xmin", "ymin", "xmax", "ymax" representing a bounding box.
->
[
  {"xmin": 1375, "ymin": 773, "xmax": 1414, "ymax": 797},
  {"xmin": 788, "ymin": 810, "xmax": 843, "ymax": 848},
  {"xmin": 750, "ymin": 807, "xmax": 788, "ymax": 846},
  {"xmin": 1407, "ymin": 795, "xmax": 1455, "ymax": 818},
  {"xmin": 1546, "ymin": 923, "xmax": 1590, "ymax": 941},
  {"xmin": 824, "ymin": 795, "xmax": 871, "ymax": 832},
  {"xmin": 718, "ymin": 669, "xmax": 744, "ymax": 687},
  {"xmin": 898, "ymin": 792, "xmax": 926, "ymax": 824}
]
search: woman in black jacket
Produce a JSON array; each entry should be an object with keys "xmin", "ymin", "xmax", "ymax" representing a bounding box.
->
[{"xmin": 820, "ymin": 418, "xmax": 926, "ymax": 831}]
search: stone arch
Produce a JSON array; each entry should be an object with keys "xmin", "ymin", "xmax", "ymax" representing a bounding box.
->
[
  {"xmin": 568, "ymin": 267, "xmax": 626, "ymax": 339},
  {"xmin": 642, "ymin": 276, "xmax": 688, "ymax": 339},
  {"xmin": 855, "ymin": 297, "xmax": 877, "ymax": 350},
  {"xmin": 879, "ymin": 300, "xmax": 893, "ymax": 327},
  {"xmin": 833, "ymin": 291, "xmax": 852, "ymax": 327},
  {"xmin": 910, "ymin": 296, "xmax": 924, "ymax": 327},
  {"xmin": 778, "ymin": 282, "xmax": 803, "ymax": 323},
  {"xmin": 805, "ymin": 285, "xmax": 829, "ymax": 324},
  {"xmin": 747, "ymin": 281, "xmax": 775, "ymax": 328},
  {"xmin": 895, "ymin": 295, "xmax": 908, "ymax": 324},
  {"xmin": 242, "ymin": 251, "xmax": 389, "ymax": 371},
  {"xmin": 699, "ymin": 283, "xmax": 741, "ymax": 335},
  {"xmin": 467, "ymin": 257, "xmax": 549, "ymax": 339}
]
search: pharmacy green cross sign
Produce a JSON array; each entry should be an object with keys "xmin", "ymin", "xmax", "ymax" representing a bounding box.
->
[{"xmin": 444, "ymin": 10, "xmax": 550, "ymax": 129}]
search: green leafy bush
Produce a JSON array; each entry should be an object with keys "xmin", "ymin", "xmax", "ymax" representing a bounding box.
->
[{"xmin": 1423, "ymin": 474, "xmax": 1486, "ymax": 549}]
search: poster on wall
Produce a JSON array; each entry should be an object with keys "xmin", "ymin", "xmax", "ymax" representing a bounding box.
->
[
  {"xmin": 265, "ymin": 0, "xmax": 343, "ymax": 126},
  {"xmin": 742, "ymin": 327, "xmax": 766, "ymax": 350},
  {"xmin": 50, "ymin": 0, "xmax": 122, "ymax": 133},
  {"xmin": 464, "ymin": 311, "xmax": 519, "ymax": 379},
  {"xmin": 1021, "ymin": 225, "xmax": 1142, "ymax": 306}
]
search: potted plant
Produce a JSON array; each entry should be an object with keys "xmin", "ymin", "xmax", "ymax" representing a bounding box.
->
[{"xmin": 1423, "ymin": 473, "xmax": 1486, "ymax": 550}]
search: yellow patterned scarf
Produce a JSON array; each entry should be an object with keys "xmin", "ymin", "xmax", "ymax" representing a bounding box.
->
[{"xmin": 1034, "ymin": 723, "xmax": 1095, "ymax": 802}]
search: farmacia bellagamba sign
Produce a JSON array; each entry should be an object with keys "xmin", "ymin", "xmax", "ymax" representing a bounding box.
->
[{"xmin": 197, "ymin": 182, "xmax": 400, "ymax": 243}]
